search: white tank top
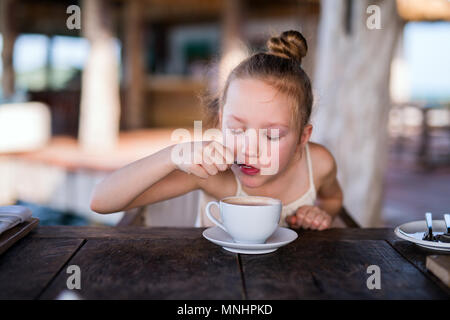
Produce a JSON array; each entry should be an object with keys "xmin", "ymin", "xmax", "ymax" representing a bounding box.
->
[{"xmin": 195, "ymin": 143, "xmax": 317, "ymax": 227}]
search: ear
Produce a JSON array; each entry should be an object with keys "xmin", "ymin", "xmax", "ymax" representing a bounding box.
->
[
  {"xmin": 295, "ymin": 124, "xmax": 313, "ymax": 153},
  {"xmin": 300, "ymin": 124, "xmax": 313, "ymax": 145}
]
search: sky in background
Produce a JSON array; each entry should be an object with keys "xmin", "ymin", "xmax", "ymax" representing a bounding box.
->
[
  {"xmin": 0, "ymin": 34, "xmax": 120, "ymax": 73},
  {"xmin": 0, "ymin": 21, "xmax": 449, "ymax": 99},
  {"xmin": 404, "ymin": 21, "xmax": 450, "ymax": 101}
]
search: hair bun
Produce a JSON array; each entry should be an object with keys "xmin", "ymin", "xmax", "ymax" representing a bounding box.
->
[{"xmin": 267, "ymin": 30, "xmax": 308, "ymax": 64}]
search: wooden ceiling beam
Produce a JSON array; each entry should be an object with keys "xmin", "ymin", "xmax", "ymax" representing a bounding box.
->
[
  {"xmin": 397, "ymin": 0, "xmax": 450, "ymax": 21},
  {"xmin": 14, "ymin": 0, "xmax": 321, "ymax": 35}
]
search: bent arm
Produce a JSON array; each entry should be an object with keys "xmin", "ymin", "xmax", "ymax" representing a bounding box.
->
[
  {"xmin": 90, "ymin": 145, "xmax": 199, "ymax": 214},
  {"xmin": 316, "ymin": 159, "xmax": 343, "ymax": 218}
]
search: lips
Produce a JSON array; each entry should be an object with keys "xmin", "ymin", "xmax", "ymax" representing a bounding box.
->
[{"xmin": 238, "ymin": 164, "xmax": 260, "ymax": 175}]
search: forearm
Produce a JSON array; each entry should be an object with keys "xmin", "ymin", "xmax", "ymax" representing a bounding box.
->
[
  {"xmin": 90, "ymin": 145, "xmax": 176, "ymax": 213},
  {"xmin": 316, "ymin": 190, "xmax": 343, "ymax": 218}
]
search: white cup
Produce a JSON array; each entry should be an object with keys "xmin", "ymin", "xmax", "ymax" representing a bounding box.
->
[{"xmin": 206, "ymin": 196, "xmax": 281, "ymax": 244}]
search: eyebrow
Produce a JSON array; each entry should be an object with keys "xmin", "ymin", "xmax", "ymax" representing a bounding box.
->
[{"xmin": 229, "ymin": 115, "xmax": 289, "ymax": 129}]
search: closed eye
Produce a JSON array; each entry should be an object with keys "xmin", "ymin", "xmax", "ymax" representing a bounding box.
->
[
  {"xmin": 229, "ymin": 128, "xmax": 245, "ymax": 135},
  {"xmin": 266, "ymin": 128, "xmax": 282, "ymax": 141}
]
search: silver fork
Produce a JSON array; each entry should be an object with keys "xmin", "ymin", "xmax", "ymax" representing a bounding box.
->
[
  {"xmin": 435, "ymin": 214, "xmax": 450, "ymax": 243},
  {"xmin": 422, "ymin": 212, "xmax": 436, "ymax": 241},
  {"xmin": 444, "ymin": 214, "xmax": 450, "ymax": 234}
]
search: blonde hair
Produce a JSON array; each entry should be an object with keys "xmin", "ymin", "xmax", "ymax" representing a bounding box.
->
[{"xmin": 203, "ymin": 30, "xmax": 313, "ymax": 137}]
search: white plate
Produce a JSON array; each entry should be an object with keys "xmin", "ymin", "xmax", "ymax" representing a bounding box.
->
[
  {"xmin": 202, "ymin": 226, "xmax": 298, "ymax": 254},
  {"xmin": 394, "ymin": 220, "xmax": 450, "ymax": 252}
]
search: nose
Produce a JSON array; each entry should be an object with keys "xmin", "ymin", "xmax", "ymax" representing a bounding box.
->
[{"xmin": 240, "ymin": 131, "xmax": 260, "ymax": 163}]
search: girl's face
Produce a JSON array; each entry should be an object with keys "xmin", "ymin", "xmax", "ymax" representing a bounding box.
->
[{"xmin": 220, "ymin": 78, "xmax": 311, "ymax": 188}]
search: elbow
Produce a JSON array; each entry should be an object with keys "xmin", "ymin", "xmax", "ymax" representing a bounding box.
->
[
  {"xmin": 90, "ymin": 199, "xmax": 102, "ymax": 214},
  {"xmin": 89, "ymin": 189, "xmax": 126, "ymax": 214},
  {"xmin": 89, "ymin": 188, "xmax": 111, "ymax": 214},
  {"xmin": 90, "ymin": 195, "xmax": 106, "ymax": 214}
]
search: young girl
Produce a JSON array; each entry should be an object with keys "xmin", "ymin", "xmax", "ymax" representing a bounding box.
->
[{"xmin": 90, "ymin": 30, "xmax": 343, "ymax": 231}]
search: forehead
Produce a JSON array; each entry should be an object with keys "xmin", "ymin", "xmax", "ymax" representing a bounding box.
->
[{"xmin": 222, "ymin": 78, "xmax": 293, "ymax": 127}]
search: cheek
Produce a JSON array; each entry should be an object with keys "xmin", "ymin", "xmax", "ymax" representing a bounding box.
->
[
  {"xmin": 274, "ymin": 143, "xmax": 292, "ymax": 167},
  {"xmin": 259, "ymin": 139, "xmax": 293, "ymax": 168},
  {"xmin": 223, "ymin": 129, "xmax": 244, "ymax": 157}
]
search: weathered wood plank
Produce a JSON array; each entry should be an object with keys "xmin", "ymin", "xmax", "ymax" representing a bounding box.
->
[
  {"xmin": 39, "ymin": 237, "xmax": 243, "ymax": 300},
  {"xmin": 29, "ymin": 226, "xmax": 396, "ymax": 241},
  {"xmin": 297, "ymin": 228, "xmax": 397, "ymax": 241},
  {"xmin": 30, "ymin": 226, "xmax": 205, "ymax": 240},
  {"xmin": 387, "ymin": 239, "xmax": 450, "ymax": 295},
  {"xmin": 0, "ymin": 218, "xmax": 39, "ymax": 255},
  {"xmin": 240, "ymin": 239, "xmax": 449, "ymax": 299},
  {"xmin": 0, "ymin": 237, "xmax": 85, "ymax": 299},
  {"xmin": 3, "ymin": 226, "xmax": 447, "ymax": 300}
]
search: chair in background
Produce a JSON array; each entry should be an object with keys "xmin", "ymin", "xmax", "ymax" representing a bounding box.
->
[
  {"xmin": 390, "ymin": 101, "xmax": 450, "ymax": 170},
  {"xmin": 417, "ymin": 102, "xmax": 450, "ymax": 170}
]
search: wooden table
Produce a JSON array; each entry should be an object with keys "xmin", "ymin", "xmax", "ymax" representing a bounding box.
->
[{"xmin": 0, "ymin": 226, "xmax": 449, "ymax": 300}]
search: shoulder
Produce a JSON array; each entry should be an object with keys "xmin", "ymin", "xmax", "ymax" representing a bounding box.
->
[{"xmin": 308, "ymin": 142, "xmax": 337, "ymax": 182}]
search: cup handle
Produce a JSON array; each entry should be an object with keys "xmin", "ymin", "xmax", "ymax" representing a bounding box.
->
[{"xmin": 205, "ymin": 201, "xmax": 226, "ymax": 231}]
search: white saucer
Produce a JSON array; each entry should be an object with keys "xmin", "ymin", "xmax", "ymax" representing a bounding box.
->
[
  {"xmin": 394, "ymin": 220, "xmax": 450, "ymax": 252},
  {"xmin": 202, "ymin": 226, "xmax": 298, "ymax": 254}
]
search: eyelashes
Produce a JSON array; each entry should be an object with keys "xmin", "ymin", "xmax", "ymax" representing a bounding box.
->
[
  {"xmin": 229, "ymin": 128, "xmax": 245, "ymax": 135},
  {"xmin": 227, "ymin": 128, "xmax": 281, "ymax": 141}
]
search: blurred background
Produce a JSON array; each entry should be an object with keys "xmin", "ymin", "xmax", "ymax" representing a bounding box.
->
[{"xmin": 0, "ymin": 0, "xmax": 449, "ymax": 227}]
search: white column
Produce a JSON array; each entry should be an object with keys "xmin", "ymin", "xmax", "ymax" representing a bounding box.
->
[
  {"xmin": 78, "ymin": 0, "xmax": 121, "ymax": 151},
  {"xmin": 218, "ymin": 0, "xmax": 247, "ymax": 89},
  {"xmin": 124, "ymin": 0, "xmax": 145, "ymax": 129},
  {"xmin": 312, "ymin": 0, "xmax": 403, "ymax": 227}
]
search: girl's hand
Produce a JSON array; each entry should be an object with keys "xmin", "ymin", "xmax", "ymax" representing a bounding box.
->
[
  {"xmin": 285, "ymin": 205, "xmax": 333, "ymax": 231},
  {"xmin": 172, "ymin": 141, "xmax": 234, "ymax": 179}
]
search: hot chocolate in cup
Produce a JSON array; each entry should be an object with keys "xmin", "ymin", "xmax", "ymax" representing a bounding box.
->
[{"xmin": 206, "ymin": 196, "xmax": 281, "ymax": 244}]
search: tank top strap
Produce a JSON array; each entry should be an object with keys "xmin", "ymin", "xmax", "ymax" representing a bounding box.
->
[{"xmin": 305, "ymin": 143, "xmax": 316, "ymax": 195}]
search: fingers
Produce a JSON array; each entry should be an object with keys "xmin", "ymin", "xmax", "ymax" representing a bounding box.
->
[
  {"xmin": 201, "ymin": 160, "xmax": 219, "ymax": 176},
  {"xmin": 188, "ymin": 165, "xmax": 210, "ymax": 179},
  {"xmin": 301, "ymin": 209, "xmax": 317, "ymax": 229},
  {"xmin": 311, "ymin": 214, "xmax": 324, "ymax": 230},
  {"xmin": 211, "ymin": 141, "xmax": 235, "ymax": 165},
  {"xmin": 203, "ymin": 141, "xmax": 233, "ymax": 172},
  {"xmin": 180, "ymin": 141, "xmax": 235, "ymax": 179},
  {"xmin": 203, "ymin": 145, "xmax": 227, "ymax": 171},
  {"xmin": 291, "ymin": 206, "xmax": 332, "ymax": 231},
  {"xmin": 294, "ymin": 206, "xmax": 310, "ymax": 228},
  {"xmin": 318, "ymin": 214, "xmax": 332, "ymax": 231},
  {"xmin": 285, "ymin": 215, "xmax": 298, "ymax": 229}
]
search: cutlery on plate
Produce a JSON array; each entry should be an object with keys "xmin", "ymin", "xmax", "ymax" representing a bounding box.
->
[
  {"xmin": 444, "ymin": 214, "xmax": 450, "ymax": 234},
  {"xmin": 422, "ymin": 212, "xmax": 436, "ymax": 241},
  {"xmin": 436, "ymin": 213, "xmax": 450, "ymax": 243}
]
